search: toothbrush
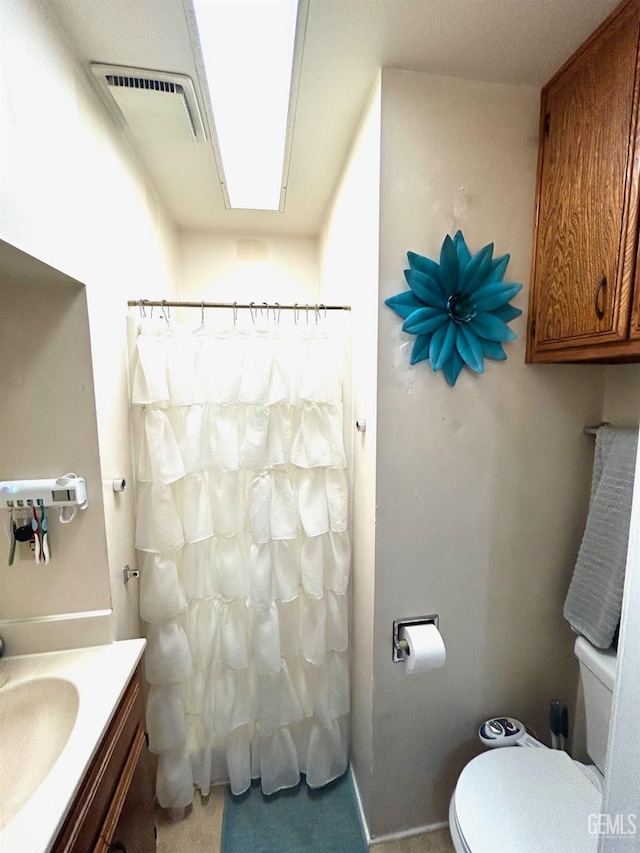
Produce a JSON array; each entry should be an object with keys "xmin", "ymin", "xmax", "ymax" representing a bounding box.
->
[
  {"xmin": 8, "ymin": 510, "xmax": 16, "ymax": 567},
  {"xmin": 40, "ymin": 504, "xmax": 49, "ymax": 564},
  {"xmin": 32, "ymin": 505, "xmax": 41, "ymax": 564}
]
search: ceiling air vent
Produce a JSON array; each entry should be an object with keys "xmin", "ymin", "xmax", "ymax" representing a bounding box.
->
[{"xmin": 91, "ymin": 64, "xmax": 206, "ymax": 143}]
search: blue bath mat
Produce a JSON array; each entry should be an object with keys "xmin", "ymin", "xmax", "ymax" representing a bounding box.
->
[{"xmin": 221, "ymin": 770, "xmax": 368, "ymax": 853}]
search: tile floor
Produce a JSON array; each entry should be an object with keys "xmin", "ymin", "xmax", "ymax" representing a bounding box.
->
[
  {"xmin": 155, "ymin": 787, "xmax": 456, "ymax": 853},
  {"xmin": 155, "ymin": 787, "xmax": 225, "ymax": 853}
]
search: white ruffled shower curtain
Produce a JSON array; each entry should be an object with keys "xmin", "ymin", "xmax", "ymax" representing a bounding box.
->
[{"xmin": 131, "ymin": 314, "xmax": 350, "ymax": 810}]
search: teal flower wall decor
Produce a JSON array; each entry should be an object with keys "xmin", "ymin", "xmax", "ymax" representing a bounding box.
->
[{"xmin": 385, "ymin": 231, "xmax": 522, "ymax": 386}]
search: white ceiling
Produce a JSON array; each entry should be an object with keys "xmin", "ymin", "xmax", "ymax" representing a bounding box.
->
[{"xmin": 49, "ymin": 0, "xmax": 620, "ymax": 237}]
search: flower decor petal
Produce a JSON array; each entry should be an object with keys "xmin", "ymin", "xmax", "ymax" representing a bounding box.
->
[
  {"xmin": 429, "ymin": 321, "xmax": 457, "ymax": 372},
  {"xmin": 453, "ymin": 230, "xmax": 472, "ymax": 269},
  {"xmin": 402, "ymin": 308, "xmax": 448, "ymax": 336},
  {"xmin": 486, "ymin": 253, "xmax": 510, "ymax": 284},
  {"xmin": 472, "ymin": 312, "xmax": 518, "ymax": 342},
  {"xmin": 460, "ymin": 243, "xmax": 494, "ymax": 294},
  {"xmin": 481, "ymin": 340, "xmax": 507, "ymax": 361},
  {"xmin": 472, "ymin": 282, "xmax": 523, "ymax": 312},
  {"xmin": 407, "ymin": 252, "xmax": 447, "ymax": 298},
  {"xmin": 385, "ymin": 291, "xmax": 425, "ymax": 319},
  {"xmin": 439, "ymin": 235, "xmax": 459, "ymax": 292},
  {"xmin": 443, "ymin": 350, "xmax": 465, "ymax": 387},
  {"xmin": 456, "ymin": 325, "xmax": 485, "ymax": 373},
  {"xmin": 493, "ymin": 304, "xmax": 522, "ymax": 323},
  {"xmin": 404, "ymin": 269, "xmax": 447, "ymax": 308},
  {"xmin": 410, "ymin": 334, "xmax": 432, "ymax": 364}
]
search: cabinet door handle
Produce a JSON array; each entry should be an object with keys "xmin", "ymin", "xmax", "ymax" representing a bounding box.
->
[{"xmin": 594, "ymin": 275, "xmax": 607, "ymax": 320}]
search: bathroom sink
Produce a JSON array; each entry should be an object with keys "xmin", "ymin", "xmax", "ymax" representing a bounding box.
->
[
  {"xmin": 0, "ymin": 677, "xmax": 79, "ymax": 831},
  {"xmin": 0, "ymin": 640, "xmax": 145, "ymax": 853}
]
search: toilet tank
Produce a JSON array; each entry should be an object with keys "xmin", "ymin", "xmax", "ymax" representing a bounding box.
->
[{"xmin": 575, "ymin": 637, "xmax": 617, "ymax": 773}]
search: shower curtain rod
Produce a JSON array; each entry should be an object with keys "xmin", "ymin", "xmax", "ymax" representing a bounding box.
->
[{"xmin": 127, "ymin": 299, "xmax": 351, "ymax": 311}]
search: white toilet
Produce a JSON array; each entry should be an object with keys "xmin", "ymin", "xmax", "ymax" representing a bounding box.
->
[{"xmin": 449, "ymin": 637, "xmax": 617, "ymax": 853}]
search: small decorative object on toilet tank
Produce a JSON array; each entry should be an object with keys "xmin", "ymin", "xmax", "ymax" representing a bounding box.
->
[{"xmin": 385, "ymin": 231, "xmax": 522, "ymax": 386}]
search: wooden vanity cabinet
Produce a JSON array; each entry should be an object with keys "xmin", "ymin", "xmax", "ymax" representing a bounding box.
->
[
  {"xmin": 52, "ymin": 664, "xmax": 156, "ymax": 853},
  {"xmin": 526, "ymin": 0, "xmax": 640, "ymax": 363}
]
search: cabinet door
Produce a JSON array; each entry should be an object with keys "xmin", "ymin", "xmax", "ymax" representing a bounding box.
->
[
  {"xmin": 95, "ymin": 725, "xmax": 156, "ymax": 853},
  {"xmin": 529, "ymin": 1, "xmax": 640, "ymax": 356},
  {"xmin": 54, "ymin": 669, "xmax": 144, "ymax": 853}
]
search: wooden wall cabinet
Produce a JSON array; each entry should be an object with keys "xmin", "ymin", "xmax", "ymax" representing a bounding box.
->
[
  {"xmin": 52, "ymin": 665, "xmax": 156, "ymax": 853},
  {"xmin": 526, "ymin": 0, "xmax": 640, "ymax": 363}
]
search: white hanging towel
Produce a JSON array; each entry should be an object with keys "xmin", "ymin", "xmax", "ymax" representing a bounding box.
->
[{"xmin": 564, "ymin": 426, "xmax": 638, "ymax": 648}]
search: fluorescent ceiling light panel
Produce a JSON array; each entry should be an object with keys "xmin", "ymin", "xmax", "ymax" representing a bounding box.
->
[{"xmin": 192, "ymin": 0, "xmax": 299, "ymax": 211}]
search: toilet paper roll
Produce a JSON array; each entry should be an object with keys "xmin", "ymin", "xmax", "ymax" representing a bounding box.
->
[{"xmin": 402, "ymin": 623, "xmax": 446, "ymax": 674}]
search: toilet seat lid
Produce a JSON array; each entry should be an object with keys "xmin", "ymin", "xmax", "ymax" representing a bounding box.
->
[{"xmin": 454, "ymin": 748, "xmax": 601, "ymax": 853}]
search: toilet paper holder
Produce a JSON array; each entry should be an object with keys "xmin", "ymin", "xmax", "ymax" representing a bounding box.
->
[{"xmin": 393, "ymin": 615, "xmax": 439, "ymax": 662}]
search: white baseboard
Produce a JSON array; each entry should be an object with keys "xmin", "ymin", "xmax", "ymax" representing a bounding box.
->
[
  {"xmin": 349, "ymin": 761, "xmax": 449, "ymax": 847},
  {"xmin": 369, "ymin": 820, "xmax": 450, "ymax": 846},
  {"xmin": 349, "ymin": 762, "xmax": 372, "ymax": 845}
]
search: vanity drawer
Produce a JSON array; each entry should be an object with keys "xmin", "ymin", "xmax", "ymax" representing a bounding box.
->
[{"xmin": 52, "ymin": 665, "xmax": 145, "ymax": 853}]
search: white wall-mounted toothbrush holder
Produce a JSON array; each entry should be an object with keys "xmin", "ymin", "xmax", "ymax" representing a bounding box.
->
[{"xmin": 0, "ymin": 474, "xmax": 88, "ymax": 516}]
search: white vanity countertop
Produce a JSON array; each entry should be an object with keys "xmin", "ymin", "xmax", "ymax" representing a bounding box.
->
[{"xmin": 0, "ymin": 639, "xmax": 146, "ymax": 853}]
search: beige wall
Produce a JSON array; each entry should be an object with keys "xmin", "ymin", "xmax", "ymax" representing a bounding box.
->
[
  {"xmin": 0, "ymin": 277, "xmax": 111, "ymax": 620},
  {"xmin": 0, "ymin": 0, "xmax": 179, "ymax": 641},
  {"xmin": 320, "ymin": 77, "xmax": 382, "ymax": 828},
  {"xmin": 369, "ymin": 68, "xmax": 609, "ymax": 838},
  {"xmin": 178, "ymin": 230, "xmax": 318, "ymax": 305},
  {"xmin": 603, "ymin": 366, "xmax": 640, "ymax": 427}
]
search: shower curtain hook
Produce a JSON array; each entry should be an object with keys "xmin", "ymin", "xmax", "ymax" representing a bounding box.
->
[
  {"xmin": 233, "ymin": 302, "xmax": 238, "ymax": 325},
  {"xmin": 274, "ymin": 303, "xmax": 281, "ymax": 324},
  {"xmin": 293, "ymin": 303, "xmax": 299, "ymax": 324},
  {"xmin": 201, "ymin": 301, "xmax": 205, "ymax": 325},
  {"xmin": 138, "ymin": 299, "xmax": 146, "ymax": 318},
  {"xmin": 305, "ymin": 304, "xmax": 309, "ymax": 324},
  {"xmin": 262, "ymin": 301, "xmax": 269, "ymax": 321},
  {"xmin": 320, "ymin": 303, "xmax": 327, "ymax": 320},
  {"xmin": 161, "ymin": 300, "xmax": 170, "ymax": 323},
  {"xmin": 249, "ymin": 302, "xmax": 256, "ymax": 324},
  {"xmin": 314, "ymin": 304, "xmax": 320, "ymax": 324}
]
